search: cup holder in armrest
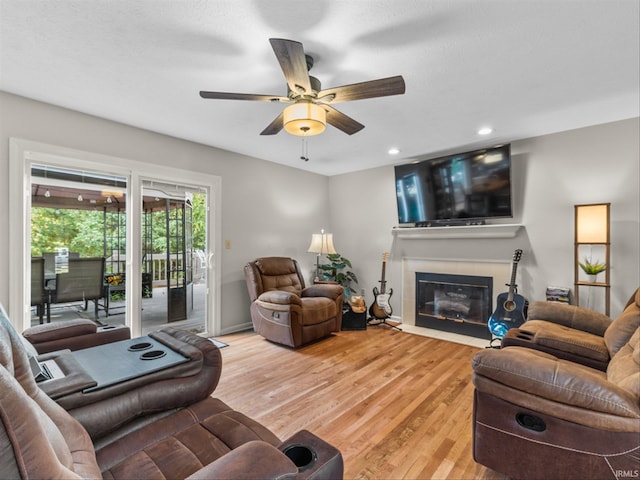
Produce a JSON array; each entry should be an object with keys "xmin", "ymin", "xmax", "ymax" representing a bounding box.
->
[
  {"xmin": 128, "ymin": 341, "xmax": 153, "ymax": 352},
  {"xmin": 140, "ymin": 350, "xmax": 166, "ymax": 360},
  {"xmin": 283, "ymin": 444, "xmax": 317, "ymax": 472}
]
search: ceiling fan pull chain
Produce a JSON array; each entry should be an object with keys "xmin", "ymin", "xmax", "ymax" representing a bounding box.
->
[{"xmin": 300, "ymin": 137, "xmax": 309, "ymax": 162}]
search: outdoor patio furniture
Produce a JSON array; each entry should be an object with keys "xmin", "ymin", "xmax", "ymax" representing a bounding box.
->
[
  {"xmin": 31, "ymin": 257, "xmax": 50, "ymax": 324},
  {"xmin": 42, "ymin": 251, "xmax": 80, "ymax": 280},
  {"xmin": 49, "ymin": 257, "xmax": 105, "ymax": 320}
]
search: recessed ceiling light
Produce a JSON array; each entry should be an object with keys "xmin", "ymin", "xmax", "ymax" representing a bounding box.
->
[
  {"xmin": 388, "ymin": 147, "xmax": 400, "ymax": 155},
  {"xmin": 478, "ymin": 127, "xmax": 493, "ymax": 135}
]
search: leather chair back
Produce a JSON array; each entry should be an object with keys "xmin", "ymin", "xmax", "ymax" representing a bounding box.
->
[
  {"xmin": 0, "ymin": 304, "xmax": 102, "ymax": 479},
  {"xmin": 245, "ymin": 257, "xmax": 305, "ymax": 301}
]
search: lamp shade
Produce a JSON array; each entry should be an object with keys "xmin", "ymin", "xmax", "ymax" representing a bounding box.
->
[
  {"xmin": 575, "ymin": 203, "xmax": 609, "ymax": 243},
  {"xmin": 307, "ymin": 232, "xmax": 337, "ymax": 254},
  {"xmin": 283, "ymin": 102, "xmax": 326, "ymax": 136}
]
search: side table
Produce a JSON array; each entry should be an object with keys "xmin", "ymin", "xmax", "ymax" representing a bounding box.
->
[{"xmin": 341, "ymin": 306, "xmax": 367, "ymax": 330}]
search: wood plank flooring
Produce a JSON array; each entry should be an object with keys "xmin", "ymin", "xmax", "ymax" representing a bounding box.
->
[{"xmin": 214, "ymin": 327, "xmax": 508, "ymax": 480}]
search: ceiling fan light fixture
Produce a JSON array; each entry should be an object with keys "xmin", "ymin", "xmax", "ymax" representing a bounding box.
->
[{"xmin": 283, "ymin": 102, "xmax": 326, "ymax": 136}]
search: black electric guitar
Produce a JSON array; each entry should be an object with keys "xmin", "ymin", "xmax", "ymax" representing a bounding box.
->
[
  {"xmin": 369, "ymin": 252, "xmax": 393, "ymax": 319},
  {"xmin": 488, "ymin": 249, "xmax": 528, "ymax": 339}
]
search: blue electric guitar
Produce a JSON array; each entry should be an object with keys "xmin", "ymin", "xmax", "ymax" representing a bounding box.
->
[{"xmin": 488, "ymin": 249, "xmax": 528, "ymax": 339}]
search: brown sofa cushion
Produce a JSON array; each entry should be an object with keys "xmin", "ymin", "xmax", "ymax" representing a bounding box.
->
[
  {"xmin": 607, "ymin": 327, "xmax": 640, "ymax": 397},
  {"xmin": 96, "ymin": 397, "xmax": 281, "ymax": 479},
  {"xmin": 526, "ymin": 301, "xmax": 611, "ymax": 336},
  {"xmin": 300, "ymin": 297, "xmax": 338, "ymax": 326},
  {"xmin": 525, "ymin": 320, "xmax": 610, "ymax": 362},
  {"xmin": 604, "ymin": 289, "xmax": 640, "ymax": 357}
]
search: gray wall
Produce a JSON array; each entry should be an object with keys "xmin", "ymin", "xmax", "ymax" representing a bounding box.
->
[
  {"xmin": 0, "ymin": 92, "xmax": 330, "ymax": 333},
  {"xmin": 329, "ymin": 117, "xmax": 640, "ymax": 318},
  {"xmin": 1, "ymin": 91, "xmax": 638, "ymax": 331}
]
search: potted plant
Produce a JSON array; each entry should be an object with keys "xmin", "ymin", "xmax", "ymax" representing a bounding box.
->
[
  {"xmin": 318, "ymin": 253, "xmax": 359, "ymax": 299},
  {"xmin": 579, "ymin": 256, "xmax": 607, "ymax": 281}
]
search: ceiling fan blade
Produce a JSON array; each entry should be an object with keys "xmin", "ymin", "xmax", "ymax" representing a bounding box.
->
[
  {"xmin": 269, "ymin": 38, "xmax": 312, "ymax": 97},
  {"xmin": 260, "ymin": 112, "xmax": 284, "ymax": 135},
  {"xmin": 199, "ymin": 91, "xmax": 289, "ymax": 102},
  {"xmin": 318, "ymin": 75, "xmax": 406, "ymax": 104},
  {"xmin": 324, "ymin": 105, "xmax": 365, "ymax": 135}
]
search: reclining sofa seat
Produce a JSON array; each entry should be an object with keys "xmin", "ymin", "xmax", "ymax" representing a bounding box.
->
[
  {"xmin": 472, "ymin": 325, "xmax": 640, "ymax": 480},
  {"xmin": 244, "ymin": 257, "xmax": 344, "ymax": 347},
  {"xmin": 0, "ymin": 305, "xmax": 343, "ymax": 479},
  {"xmin": 502, "ymin": 288, "xmax": 640, "ymax": 371}
]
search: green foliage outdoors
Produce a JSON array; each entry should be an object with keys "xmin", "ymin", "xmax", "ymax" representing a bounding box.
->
[
  {"xmin": 31, "ymin": 208, "xmax": 104, "ymax": 256},
  {"xmin": 31, "ymin": 193, "xmax": 207, "ymax": 257}
]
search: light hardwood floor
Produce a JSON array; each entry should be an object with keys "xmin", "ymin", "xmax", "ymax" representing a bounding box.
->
[{"xmin": 214, "ymin": 327, "xmax": 508, "ymax": 480}]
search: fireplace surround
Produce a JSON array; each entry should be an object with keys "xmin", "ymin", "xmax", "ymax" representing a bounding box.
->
[{"xmin": 401, "ymin": 258, "xmax": 511, "ymax": 342}]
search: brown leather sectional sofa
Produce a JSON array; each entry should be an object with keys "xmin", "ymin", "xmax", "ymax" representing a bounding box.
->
[
  {"xmin": 0, "ymin": 305, "xmax": 343, "ymax": 479},
  {"xmin": 472, "ymin": 289, "xmax": 640, "ymax": 479}
]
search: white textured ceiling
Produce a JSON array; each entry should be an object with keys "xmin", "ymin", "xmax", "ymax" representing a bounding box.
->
[{"xmin": 1, "ymin": 0, "xmax": 638, "ymax": 176}]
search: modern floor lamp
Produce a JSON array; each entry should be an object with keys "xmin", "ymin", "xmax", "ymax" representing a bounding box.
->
[
  {"xmin": 308, "ymin": 229, "xmax": 336, "ymax": 281},
  {"xmin": 574, "ymin": 203, "xmax": 610, "ymax": 315}
]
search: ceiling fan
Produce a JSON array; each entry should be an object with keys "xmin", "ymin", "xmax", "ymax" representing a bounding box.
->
[{"xmin": 199, "ymin": 38, "xmax": 406, "ymax": 137}]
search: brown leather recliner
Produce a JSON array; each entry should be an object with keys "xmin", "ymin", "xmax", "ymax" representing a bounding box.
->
[
  {"xmin": 472, "ymin": 327, "xmax": 640, "ymax": 480},
  {"xmin": 0, "ymin": 305, "xmax": 344, "ymax": 479},
  {"xmin": 244, "ymin": 257, "xmax": 344, "ymax": 347},
  {"xmin": 502, "ymin": 288, "xmax": 640, "ymax": 371}
]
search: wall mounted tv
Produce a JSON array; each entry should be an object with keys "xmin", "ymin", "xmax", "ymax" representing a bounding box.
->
[{"xmin": 395, "ymin": 144, "xmax": 512, "ymax": 227}]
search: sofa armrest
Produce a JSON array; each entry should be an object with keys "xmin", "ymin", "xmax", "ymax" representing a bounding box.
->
[
  {"xmin": 185, "ymin": 441, "xmax": 297, "ymax": 480},
  {"xmin": 23, "ymin": 319, "xmax": 131, "ymax": 354},
  {"xmin": 526, "ymin": 301, "xmax": 611, "ymax": 336},
  {"xmin": 24, "ymin": 319, "xmax": 97, "ymax": 342},
  {"xmin": 36, "ymin": 350, "xmax": 97, "ymax": 399},
  {"xmin": 187, "ymin": 430, "xmax": 344, "ymax": 480},
  {"xmin": 258, "ymin": 290, "xmax": 302, "ymax": 306},
  {"xmin": 472, "ymin": 347, "xmax": 640, "ymax": 418},
  {"xmin": 302, "ymin": 283, "xmax": 344, "ymax": 301}
]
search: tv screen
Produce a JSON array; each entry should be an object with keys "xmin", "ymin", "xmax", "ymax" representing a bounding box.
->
[{"xmin": 395, "ymin": 144, "xmax": 512, "ymax": 226}]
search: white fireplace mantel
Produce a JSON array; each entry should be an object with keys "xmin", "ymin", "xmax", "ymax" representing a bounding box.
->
[{"xmin": 392, "ymin": 224, "xmax": 522, "ymax": 240}]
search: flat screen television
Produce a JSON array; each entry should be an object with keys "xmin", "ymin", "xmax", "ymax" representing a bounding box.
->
[{"xmin": 395, "ymin": 144, "xmax": 512, "ymax": 226}]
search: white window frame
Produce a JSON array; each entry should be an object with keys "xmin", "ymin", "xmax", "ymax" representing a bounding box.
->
[{"xmin": 9, "ymin": 138, "xmax": 221, "ymax": 337}]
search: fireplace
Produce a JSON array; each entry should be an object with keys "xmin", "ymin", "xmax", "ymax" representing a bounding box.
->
[{"xmin": 415, "ymin": 272, "xmax": 492, "ymax": 339}]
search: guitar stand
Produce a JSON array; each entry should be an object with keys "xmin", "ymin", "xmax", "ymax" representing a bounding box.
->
[{"xmin": 367, "ymin": 316, "xmax": 402, "ymax": 331}]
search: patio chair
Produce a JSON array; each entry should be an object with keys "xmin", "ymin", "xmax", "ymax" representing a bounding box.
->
[
  {"xmin": 31, "ymin": 257, "xmax": 50, "ymax": 324},
  {"xmin": 50, "ymin": 257, "xmax": 105, "ymax": 320}
]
